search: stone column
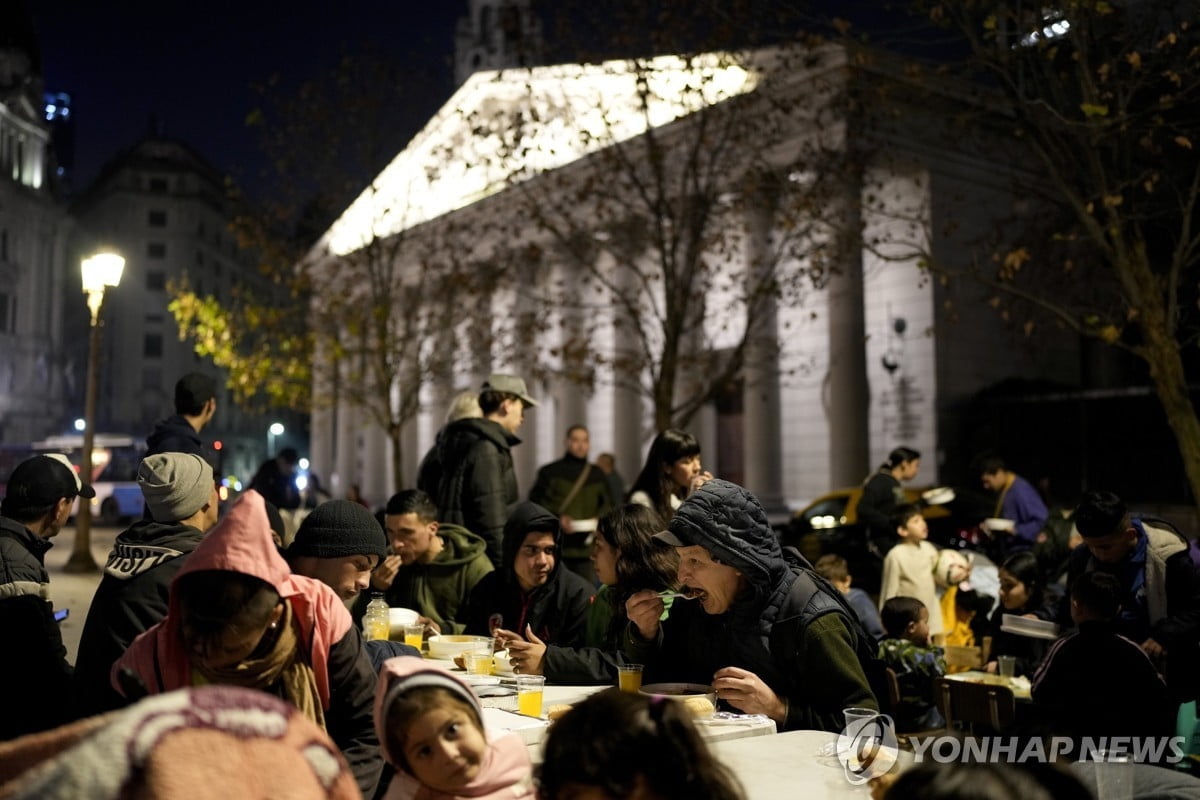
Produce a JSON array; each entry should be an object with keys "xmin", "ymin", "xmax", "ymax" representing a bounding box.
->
[
  {"xmin": 825, "ymin": 169, "xmax": 870, "ymax": 486},
  {"xmin": 741, "ymin": 184, "xmax": 787, "ymax": 512}
]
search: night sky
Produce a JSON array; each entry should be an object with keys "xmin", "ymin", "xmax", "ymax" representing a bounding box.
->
[{"xmin": 28, "ymin": 1, "xmax": 465, "ymax": 196}]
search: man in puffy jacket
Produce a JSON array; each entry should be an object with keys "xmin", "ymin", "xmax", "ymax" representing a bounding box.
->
[
  {"xmin": 420, "ymin": 374, "xmax": 536, "ymax": 567},
  {"xmin": 73, "ymin": 452, "xmax": 220, "ymax": 717},
  {"xmin": 625, "ymin": 479, "xmax": 879, "ymax": 732}
]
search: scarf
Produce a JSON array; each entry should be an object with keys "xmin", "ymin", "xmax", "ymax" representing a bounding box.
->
[{"xmin": 192, "ymin": 602, "xmax": 326, "ymax": 731}]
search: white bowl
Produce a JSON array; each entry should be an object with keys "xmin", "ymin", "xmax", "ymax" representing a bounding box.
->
[
  {"xmin": 493, "ymin": 650, "xmax": 514, "ymax": 675},
  {"xmin": 427, "ymin": 634, "xmax": 493, "ymax": 661},
  {"xmin": 982, "ymin": 517, "xmax": 1016, "ymax": 533},
  {"xmin": 387, "ymin": 608, "xmax": 419, "ymax": 638},
  {"xmin": 922, "ymin": 487, "xmax": 956, "ymax": 506}
]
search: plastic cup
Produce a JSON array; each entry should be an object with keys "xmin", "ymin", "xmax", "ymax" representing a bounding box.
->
[
  {"xmin": 403, "ymin": 623, "xmax": 424, "ymax": 650},
  {"xmin": 465, "ymin": 650, "xmax": 494, "ymax": 676},
  {"xmin": 843, "ymin": 706, "xmax": 878, "ymax": 731},
  {"xmin": 617, "ymin": 664, "xmax": 644, "ymax": 693},
  {"xmin": 997, "ymin": 655, "xmax": 1017, "ymax": 679},
  {"xmin": 516, "ymin": 675, "xmax": 545, "ymax": 718}
]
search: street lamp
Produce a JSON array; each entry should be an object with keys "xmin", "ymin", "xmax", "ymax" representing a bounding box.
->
[
  {"xmin": 64, "ymin": 251, "xmax": 124, "ymax": 574},
  {"xmin": 268, "ymin": 422, "xmax": 285, "ymax": 459}
]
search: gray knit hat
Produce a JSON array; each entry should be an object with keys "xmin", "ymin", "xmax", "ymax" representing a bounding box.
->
[
  {"xmin": 138, "ymin": 453, "xmax": 214, "ymax": 522},
  {"xmin": 289, "ymin": 500, "xmax": 387, "ymax": 559}
]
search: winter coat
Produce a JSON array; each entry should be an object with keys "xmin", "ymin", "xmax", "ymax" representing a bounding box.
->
[
  {"xmin": 145, "ymin": 414, "xmax": 208, "ymax": 462},
  {"xmin": 250, "ymin": 459, "xmax": 301, "ymax": 510},
  {"xmin": 1032, "ymin": 620, "xmax": 1175, "ymax": 744},
  {"xmin": 624, "ymin": 480, "xmax": 879, "ymax": 732},
  {"xmin": 858, "ymin": 471, "xmax": 903, "ymax": 541},
  {"xmin": 1062, "ymin": 519, "xmax": 1200, "ymax": 699},
  {"xmin": 0, "ymin": 516, "xmax": 73, "ymax": 740},
  {"xmin": 373, "ymin": 657, "xmax": 535, "ymax": 800},
  {"xmin": 366, "ymin": 524, "xmax": 493, "ymax": 634},
  {"xmin": 424, "ymin": 418, "xmax": 520, "ymax": 566},
  {"xmin": 112, "ymin": 490, "xmax": 382, "ymax": 796},
  {"xmin": 72, "ymin": 520, "xmax": 204, "ymax": 717},
  {"xmin": 528, "ymin": 453, "xmax": 611, "ymax": 523},
  {"xmin": 462, "ymin": 502, "xmax": 593, "ymax": 646}
]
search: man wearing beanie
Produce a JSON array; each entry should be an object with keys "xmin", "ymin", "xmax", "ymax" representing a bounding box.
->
[
  {"xmin": 287, "ymin": 500, "xmax": 389, "ymax": 603},
  {"xmin": 72, "ymin": 453, "xmax": 220, "ymax": 717},
  {"xmin": 1061, "ymin": 489, "xmax": 1200, "ymax": 701}
]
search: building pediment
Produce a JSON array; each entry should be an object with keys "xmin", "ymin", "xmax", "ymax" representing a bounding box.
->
[{"xmin": 320, "ymin": 52, "xmax": 759, "ymax": 256}]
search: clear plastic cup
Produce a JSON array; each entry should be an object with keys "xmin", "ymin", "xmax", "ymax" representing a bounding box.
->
[
  {"xmin": 617, "ymin": 664, "xmax": 643, "ymax": 692},
  {"xmin": 997, "ymin": 655, "xmax": 1017, "ymax": 678},
  {"xmin": 516, "ymin": 675, "xmax": 545, "ymax": 718}
]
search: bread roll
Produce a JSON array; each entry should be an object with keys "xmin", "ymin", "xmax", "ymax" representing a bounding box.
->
[
  {"xmin": 547, "ymin": 704, "xmax": 573, "ymax": 721},
  {"xmin": 682, "ymin": 696, "xmax": 715, "ymax": 717}
]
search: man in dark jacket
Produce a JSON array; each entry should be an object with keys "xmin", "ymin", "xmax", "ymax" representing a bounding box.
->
[
  {"xmin": 145, "ymin": 372, "xmax": 217, "ymax": 463},
  {"xmin": 72, "ymin": 452, "xmax": 220, "ymax": 717},
  {"xmin": 464, "ymin": 501, "xmax": 594, "ymax": 652},
  {"xmin": 365, "ymin": 489, "xmax": 493, "ymax": 634},
  {"xmin": 422, "ymin": 374, "xmax": 536, "ymax": 566},
  {"xmin": 625, "ymin": 479, "xmax": 879, "ymax": 732},
  {"xmin": 530, "ymin": 425, "xmax": 612, "ymax": 579},
  {"xmin": 250, "ymin": 446, "xmax": 301, "ymax": 510},
  {"xmin": 0, "ymin": 454, "xmax": 93, "ymax": 739},
  {"xmin": 1062, "ymin": 490, "xmax": 1200, "ymax": 700}
]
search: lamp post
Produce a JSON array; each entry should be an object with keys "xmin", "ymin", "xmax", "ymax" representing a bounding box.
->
[
  {"xmin": 268, "ymin": 422, "xmax": 285, "ymax": 460},
  {"xmin": 64, "ymin": 252, "xmax": 124, "ymax": 574}
]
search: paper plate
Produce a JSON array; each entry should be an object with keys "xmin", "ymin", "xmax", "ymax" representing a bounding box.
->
[{"xmin": 922, "ymin": 487, "xmax": 956, "ymax": 506}]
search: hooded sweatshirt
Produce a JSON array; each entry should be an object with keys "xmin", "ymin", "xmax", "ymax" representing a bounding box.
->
[
  {"xmin": 373, "ymin": 657, "xmax": 534, "ymax": 800},
  {"xmin": 72, "ymin": 520, "xmax": 205, "ymax": 717},
  {"xmin": 624, "ymin": 480, "xmax": 878, "ymax": 732},
  {"xmin": 112, "ymin": 490, "xmax": 382, "ymax": 796},
  {"xmin": 462, "ymin": 502, "xmax": 593, "ymax": 645},
  {"xmin": 367, "ymin": 524, "xmax": 494, "ymax": 634}
]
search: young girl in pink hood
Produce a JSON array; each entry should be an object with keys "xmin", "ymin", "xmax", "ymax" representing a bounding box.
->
[{"xmin": 375, "ymin": 657, "xmax": 534, "ymax": 800}]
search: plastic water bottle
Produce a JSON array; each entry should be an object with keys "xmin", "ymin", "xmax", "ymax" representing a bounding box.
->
[{"xmin": 363, "ymin": 593, "xmax": 389, "ymax": 641}]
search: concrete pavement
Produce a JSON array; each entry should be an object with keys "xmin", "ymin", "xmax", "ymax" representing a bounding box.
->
[{"xmin": 44, "ymin": 522, "xmax": 120, "ymax": 662}]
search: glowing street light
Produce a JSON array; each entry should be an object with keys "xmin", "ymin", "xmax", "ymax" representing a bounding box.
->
[
  {"xmin": 267, "ymin": 422, "xmax": 285, "ymax": 458},
  {"xmin": 65, "ymin": 251, "xmax": 124, "ymax": 573}
]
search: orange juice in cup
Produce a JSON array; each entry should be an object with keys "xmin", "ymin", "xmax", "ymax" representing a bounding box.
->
[
  {"xmin": 618, "ymin": 664, "xmax": 643, "ymax": 692},
  {"xmin": 516, "ymin": 675, "xmax": 545, "ymax": 717},
  {"xmin": 403, "ymin": 623, "xmax": 424, "ymax": 651}
]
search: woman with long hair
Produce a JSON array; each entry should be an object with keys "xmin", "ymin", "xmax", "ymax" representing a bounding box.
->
[
  {"xmin": 497, "ymin": 504, "xmax": 678, "ymax": 683},
  {"xmin": 627, "ymin": 429, "xmax": 711, "ymax": 523},
  {"xmin": 985, "ymin": 550, "xmax": 1058, "ymax": 677}
]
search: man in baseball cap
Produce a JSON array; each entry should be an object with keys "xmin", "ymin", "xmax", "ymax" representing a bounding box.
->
[
  {"xmin": 72, "ymin": 452, "xmax": 220, "ymax": 717},
  {"xmin": 0, "ymin": 453, "xmax": 91, "ymax": 739}
]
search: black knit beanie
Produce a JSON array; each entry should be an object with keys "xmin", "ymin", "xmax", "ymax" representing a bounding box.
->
[{"xmin": 289, "ymin": 499, "xmax": 387, "ymax": 559}]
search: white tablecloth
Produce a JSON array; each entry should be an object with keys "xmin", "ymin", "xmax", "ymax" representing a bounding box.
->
[{"xmin": 712, "ymin": 730, "xmax": 906, "ymax": 799}]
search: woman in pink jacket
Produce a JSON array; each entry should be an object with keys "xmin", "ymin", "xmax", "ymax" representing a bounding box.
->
[{"xmin": 112, "ymin": 490, "xmax": 382, "ymax": 796}]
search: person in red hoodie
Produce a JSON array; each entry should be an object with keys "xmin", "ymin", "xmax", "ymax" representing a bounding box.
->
[
  {"xmin": 111, "ymin": 490, "xmax": 382, "ymax": 796},
  {"xmin": 374, "ymin": 656, "xmax": 534, "ymax": 800}
]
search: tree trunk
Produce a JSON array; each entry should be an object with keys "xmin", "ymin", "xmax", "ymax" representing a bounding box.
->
[{"xmin": 1141, "ymin": 313, "xmax": 1200, "ymax": 506}]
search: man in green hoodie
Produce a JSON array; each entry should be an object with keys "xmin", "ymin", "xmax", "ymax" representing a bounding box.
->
[{"xmin": 368, "ymin": 489, "xmax": 493, "ymax": 634}]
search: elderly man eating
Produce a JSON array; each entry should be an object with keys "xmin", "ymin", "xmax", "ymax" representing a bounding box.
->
[{"xmin": 624, "ymin": 479, "xmax": 879, "ymax": 732}]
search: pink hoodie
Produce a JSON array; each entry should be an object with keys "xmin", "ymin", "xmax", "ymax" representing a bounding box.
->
[
  {"xmin": 374, "ymin": 657, "xmax": 535, "ymax": 800},
  {"xmin": 112, "ymin": 490, "xmax": 352, "ymax": 708}
]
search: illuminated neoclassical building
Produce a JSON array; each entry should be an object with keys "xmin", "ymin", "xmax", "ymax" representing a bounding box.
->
[{"xmin": 309, "ymin": 42, "xmax": 1080, "ymax": 511}]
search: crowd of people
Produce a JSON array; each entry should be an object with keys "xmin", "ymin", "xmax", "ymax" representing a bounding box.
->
[{"xmin": 2, "ymin": 372, "xmax": 1199, "ymax": 799}]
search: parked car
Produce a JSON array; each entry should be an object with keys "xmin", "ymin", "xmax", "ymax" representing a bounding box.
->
[{"xmin": 783, "ymin": 485, "xmax": 977, "ymax": 594}]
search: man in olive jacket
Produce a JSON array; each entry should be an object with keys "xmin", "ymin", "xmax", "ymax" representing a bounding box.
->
[
  {"xmin": 420, "ymin": 374, "xmax": 536, "ymax": 567},
  {"xmin": 364, "ymin": 489, "xmax": 493, "ymax": 634},
  {"xmin": 625, "ymin": 479, "xmax": 880, "ymax": 732}
]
